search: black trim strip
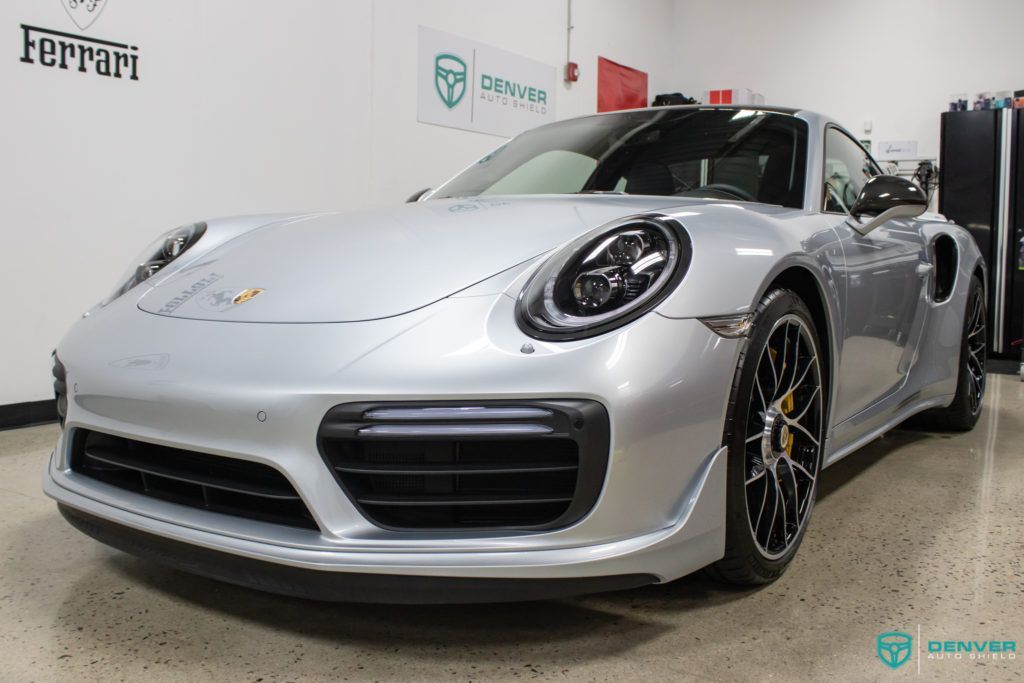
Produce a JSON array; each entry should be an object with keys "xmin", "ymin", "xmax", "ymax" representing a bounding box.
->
[
  {"xmin": 0, "ymin": 399, "xmax": 58, "ymax": 431},
  {"xmin": 82, "ymin": 446, "xmax": 302, "ymax": 501},
  {"xmin": 58, "ymin": 504, "xmax": 657, "ymax": 604},
  {"xmin": 334, "ymin": 462, "xmax": 579, "ymax": 475},
  {"xmin": 356, "ymin": 493, "xmax": 575, "ymax": 507}
]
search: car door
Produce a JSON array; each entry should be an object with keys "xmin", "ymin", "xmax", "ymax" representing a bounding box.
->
[{"xmin": 821, "ymin": 127, "xmax": 930, "ymax": 424}]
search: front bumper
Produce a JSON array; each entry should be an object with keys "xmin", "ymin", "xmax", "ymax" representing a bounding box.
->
[
  {"xmin": 44, "ymin": 291, "xmax": 739, "ymax": 599},
  {"xmin": 58, "ymin": 505, "xmax": 661, "ymax": 603}
]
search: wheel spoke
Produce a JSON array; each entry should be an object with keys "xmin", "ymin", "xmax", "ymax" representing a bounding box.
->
[
  {"xmin": 784, "ymin": 325, "xmax": 802, "ymax": 395},
  {"xmin": 790, "ymin": 385, "xmax": 821, "ymax": 425},
  {"xmin": 765, "ymin": 473, "xmax": 781, "ymax": 546},
  {"xmin": 777, "ymin": 479, "xmax": 788, "ymax": 539},
  {"xmin": 967, "ymin": 357, "xmax": 984, "ymax": 383},
  {"xmin": 746, "ymin": 469, "xmax": 766, "ymax": 486},
  {"xmin": 786, "ymin": 353, "xmax": 816, "ymax": 399},
  {"xmin": 778, "ymin": 460, "xmax": 800, "ymax": 532},
  {"xmin": 755, "ymin": 374, "xmax": 768, "ymax": 416},
  {"xmin": 968, "ymin": 294, "xmax": 983, "ymax": 331},
  {"xmin": 764, "ymin": 341, "xmax": 780, "ymax": 399},
  {"xmin": 774, "ymin": 323, "xmax": 793, "ymax": 401},
  {"xmin": 966, "ymin": 303, "xmax": 979, "ymax": 331},
  {"xmin": 753, "ymin": 475, "xmax": 770, "ymax": 537},
  {"xmin": 785, "ymin": 458, "xmax": 803, "ymax": 516},
  {"xmin": 789, "ymin": 421, "xmax": 820, "ymax": 447},
  {"xmin": 788, "ymin": 458, "xmax": 816, "ymax": 482}
]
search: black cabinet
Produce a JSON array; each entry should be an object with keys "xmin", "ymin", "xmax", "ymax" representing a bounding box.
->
[{"xmin": 940, "ymin": 109, "xmax": 1023, "ymax": 356}]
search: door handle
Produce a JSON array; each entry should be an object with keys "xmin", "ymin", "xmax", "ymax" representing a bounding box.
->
[{"xmin": 916, "ymin": 262, "xmax": 934, "ymax": 279}]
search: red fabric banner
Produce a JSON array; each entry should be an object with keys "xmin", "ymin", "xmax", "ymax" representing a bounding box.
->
[{"xmin": 597, "ymin": 57, "xmax": 649, "ymax": 112}]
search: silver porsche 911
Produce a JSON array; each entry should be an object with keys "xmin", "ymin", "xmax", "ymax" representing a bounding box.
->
[{"xmin": 45, "ymin": 106, "xmax": 986, "ymax": 603}]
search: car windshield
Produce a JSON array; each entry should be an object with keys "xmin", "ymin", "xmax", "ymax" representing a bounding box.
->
[{"xmin": 432, "ymin": 108, "xmax": 808, "ymax": 208}]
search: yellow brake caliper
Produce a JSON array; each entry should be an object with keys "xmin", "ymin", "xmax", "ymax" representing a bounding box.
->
[
  {"xmin": 781, "ymin": 392, "xmax": 795, "ymax": 455},
  {"xmin": 770, "ymin": 346, "xmax": 796, "ymax": 455}
]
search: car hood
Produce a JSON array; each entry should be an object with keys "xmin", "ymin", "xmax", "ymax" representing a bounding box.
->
[{"xmin": 137, "ymin": 196, "xmax": 687, "ymax": 323}]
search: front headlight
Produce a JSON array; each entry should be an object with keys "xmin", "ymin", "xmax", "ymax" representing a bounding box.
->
[
  {"xmin": 517, "ymin": 215, "xmax": 692, "ymax": 340},
  {"xmin": 101, "ymin": 222, "xmax": 206, "ymax": 306}
]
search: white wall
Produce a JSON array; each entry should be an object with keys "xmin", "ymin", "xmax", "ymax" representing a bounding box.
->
[
  {"xmin": 671, "ymin": 0, "xmax": 1024, "ymax": 160},
  {"xmin": 1, "ymin": 0, "xmax": 678, "ymax": 405}
]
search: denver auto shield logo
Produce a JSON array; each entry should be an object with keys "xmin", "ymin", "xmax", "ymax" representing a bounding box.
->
[
  {"xmin": 20, "ymin": 0, "xmax": 140, "ymax": 81},
  {"xmin": 435, "ymin": 53, "xmax": 467, "ymax": 109},
  {"xmin": 877, "ymin": 632, "xmax": 913, "ymax": 669},
  {"xmin": 875, "ymin": 628, "xmax": 1019, "ymax": 672}
]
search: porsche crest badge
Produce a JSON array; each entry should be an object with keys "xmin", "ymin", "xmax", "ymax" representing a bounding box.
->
[{"xmin": 232, "ymin": 288, "xmax": 264, "ymax": 305}]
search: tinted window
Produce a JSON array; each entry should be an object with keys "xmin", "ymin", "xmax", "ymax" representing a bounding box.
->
[
  {"xmin": 823, "ymin": 128, "xmax": 881, "ymax": 213},
  {"xmin": 485, "ymin": 151, "xmax": 596, "ymax": 195},
  {"xmin": 433, "ymin": 109, "xmax": 809, "ymax": 208}
]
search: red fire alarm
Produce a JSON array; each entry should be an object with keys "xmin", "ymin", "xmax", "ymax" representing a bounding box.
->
[{"xmin": 565, "ymin": 62, "xmax": 579, "ymax": 83}]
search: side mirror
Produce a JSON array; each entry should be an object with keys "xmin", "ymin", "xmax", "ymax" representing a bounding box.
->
[
  {"xmin": 406, "ymin": 188, "xmax": 431, "ymax": 203},
  {"xmin": 847, "ymin": 175, "xmax": 928, "ymax": 235}
]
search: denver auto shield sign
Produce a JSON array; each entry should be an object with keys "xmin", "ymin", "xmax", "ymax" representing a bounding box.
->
[{"xmin": 417, "ymin": 26, "xmax": 555, "ymax": 137}]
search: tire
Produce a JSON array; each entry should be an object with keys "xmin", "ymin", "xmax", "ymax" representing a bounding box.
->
[
  {"xmin": 706, "ymin": 289, "xmax": 827, "ymax": 585},
  {"xmin": 914, "ymin": 275, "xmax": 986, "ymax": 431}
]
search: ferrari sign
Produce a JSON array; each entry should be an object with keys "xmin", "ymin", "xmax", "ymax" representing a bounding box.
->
[
  {"xmin": 417, "ymin": 26, "xmax": 555, "ymax": 137},
  {"xmin": 19, "ymin": 0, "xmax": 141, "ymax": 82}
]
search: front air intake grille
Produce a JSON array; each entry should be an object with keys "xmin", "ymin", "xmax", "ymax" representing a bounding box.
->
[
  {"xmin": 317, "ymin": 401, "xmax": 610, "ymax": 531},
  {"xmin": 69, "ymin": 430, "xmax": 317, "ymax": 530},
  {"xmin": 52, "ymin": 353, "xmax": 67, "ymax": 427}
]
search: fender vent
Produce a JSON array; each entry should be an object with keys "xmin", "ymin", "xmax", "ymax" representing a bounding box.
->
[
  {"xmin": 933, "ymin": 234, "xmax": 958, "ymax": 303},
  {"xmin": 317, "ymin": 401, "xmax": 609, "ymax": 531}
]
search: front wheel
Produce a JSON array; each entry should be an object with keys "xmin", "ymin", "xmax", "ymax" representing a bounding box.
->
[{"xmin": 707, "ymin": 289, "xmax": 827, "ymax": 585}]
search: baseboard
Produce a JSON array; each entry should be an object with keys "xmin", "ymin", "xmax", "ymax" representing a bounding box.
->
[
  {"xmin": 0, "ymin": 399, "xmax": 58, "ymax": 431},
  {"xmin": 989, "ymin": 358, "xmax": 1022, "ymax": 376}
]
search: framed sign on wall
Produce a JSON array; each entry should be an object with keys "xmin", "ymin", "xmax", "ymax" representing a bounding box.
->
[{"xmin": 417, "ymin": 26, "xmax": 556, "ymax": 137}]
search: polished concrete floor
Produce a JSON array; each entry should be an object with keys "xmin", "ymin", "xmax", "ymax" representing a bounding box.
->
[{"xmin": 1, "ymin": 374, "xmax": 1021, "ymax": 682}]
